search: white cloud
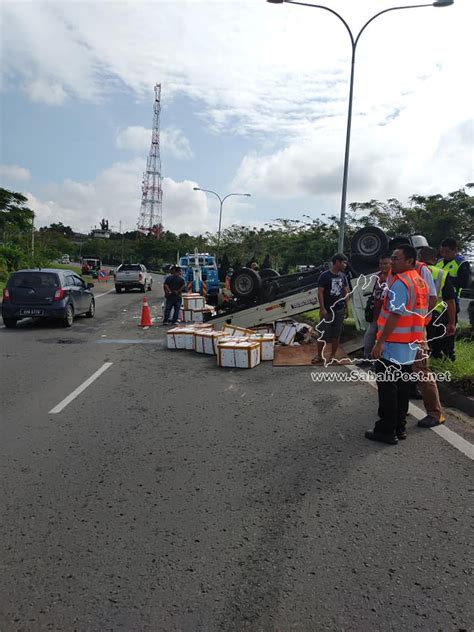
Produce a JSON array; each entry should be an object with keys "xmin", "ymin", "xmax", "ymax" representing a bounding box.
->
[
  {"xmin": 2, "ymin": 1, "xmax": 471, "ymax": 141},
  {"xmin": 0, "ymin": 164, "xmax": 31, "ymax": 182},
  {"xmin": 116, "ymin": 126, "xmax": 193, "ymax": 160},
  {"xmin": 27, "ymin": 159, "xmax": 220, "ymax": 235}
]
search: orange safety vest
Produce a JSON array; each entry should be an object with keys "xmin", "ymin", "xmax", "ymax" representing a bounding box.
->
[{"xmin": 377, "ymin": 269, "xmax": 428, "ymax": 344}]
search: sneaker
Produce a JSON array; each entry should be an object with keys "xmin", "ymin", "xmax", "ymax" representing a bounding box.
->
[
  {"xmin": 417, "ymin": 415, "xmax": 445, "ymax": 428},
  {"xmin": 364, "ymin": 430, "xmax": 398, "ymax": 445}
]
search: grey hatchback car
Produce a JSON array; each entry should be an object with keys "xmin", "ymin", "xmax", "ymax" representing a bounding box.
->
[{"xmin": 2, "ymin": 269, "xmax": 95, "ymax": 328}]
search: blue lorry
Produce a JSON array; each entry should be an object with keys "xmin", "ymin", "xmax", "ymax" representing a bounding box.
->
[{"xmin": 178, "ymin": 252, "xmax": 220, "ymax": 303}]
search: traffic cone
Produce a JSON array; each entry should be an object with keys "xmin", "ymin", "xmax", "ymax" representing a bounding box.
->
[{"xmin": 139, "ymin": 297, "xmax": 153, "ymax": 327}]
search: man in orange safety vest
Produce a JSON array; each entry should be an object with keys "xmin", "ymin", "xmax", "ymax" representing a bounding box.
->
[{"xmin": 365, "ymin": 245, "xmax": 429, "ymax": 445}]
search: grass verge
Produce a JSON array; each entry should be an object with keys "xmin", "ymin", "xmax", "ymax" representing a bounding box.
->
[{"xmin": 430, "ymin": 339, "xmax": 474, "ymax": 395}]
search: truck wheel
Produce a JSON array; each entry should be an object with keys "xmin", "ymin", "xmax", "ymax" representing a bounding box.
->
[
  {"xmin": 230, "ymin": 267, "xmax": 262, "ymax": 300},
  {"xmin": 259, "ymin": 268, "xmax": 280, "ymax": 280},
  {"xmin": 350, "ymin": 227, "xmax": 389, "ymax": 260},
  {"xmin": 262, "ymin": 280, "xmax": 279, "ymax": 302},
  {"xmin": 115, "ymin": 285, "xmax": 122, "ymax": 293},
  {"xmin": 3, "ymin": 317, "xmax": 17, "ymax": 329}
]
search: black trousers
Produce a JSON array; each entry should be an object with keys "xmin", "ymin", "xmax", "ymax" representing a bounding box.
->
[
  {"xmin": 427, "ymin": 318, "xmax": 456, "ymax": 361},
  {"xmin": 374, "ymin": 359, "xmax": 413, "ymax": 435}
]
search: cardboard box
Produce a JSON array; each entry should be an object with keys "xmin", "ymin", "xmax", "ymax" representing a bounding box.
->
[
  {"xmin": 249, "ymin": 333, "xmax": 275, "ymax": 361},
  {"xmin": 221, "ymin": 323, "xmax": 254, "ymax": 337},
  {"xmin": 217, "ymin": 340, "xmax": 261, "ymax": 369},
  {"xmin": 167, "ymin": 327, "xmax": 193, "ymax": 350}
]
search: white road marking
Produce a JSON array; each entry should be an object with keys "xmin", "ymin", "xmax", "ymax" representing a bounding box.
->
[
  {"xmin": 49, "ymin": 362, "xmax": 113, "ymax": 414},
  {"xmin": 94, "ymin": 289, "xmax": 115, "ymax": 299},
  {"xmin": 346, "ymin": 363, "xmax": 474, "ymax": 461}
]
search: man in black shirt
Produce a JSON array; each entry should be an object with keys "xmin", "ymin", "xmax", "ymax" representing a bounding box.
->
[
  {"xmin": 312, "ymin": 253, "xmax": 349, "ymax": 365},
  {"xmin": 163, "ymin": 266, "xmax": 186, "ymax": 325}
]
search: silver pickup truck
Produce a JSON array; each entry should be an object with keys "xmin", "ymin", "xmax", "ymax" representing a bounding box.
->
[{"xmin": 114, "ymin": 264, "xmax": 153, "ymax": 293}]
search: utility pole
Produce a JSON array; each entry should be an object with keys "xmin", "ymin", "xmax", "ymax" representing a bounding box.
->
[{"xmin": 31, "ymin": 212, "xmax": 35, "ymax": 259}]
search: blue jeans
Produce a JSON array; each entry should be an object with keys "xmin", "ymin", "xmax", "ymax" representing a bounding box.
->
[{"xmin": 164, "ymin": 295, "xmax": 182, "ymax": 323}]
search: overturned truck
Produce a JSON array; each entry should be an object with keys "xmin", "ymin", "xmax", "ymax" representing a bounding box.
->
[{"xmin": 208, "ymin": 227, "xmax": 428, "ymax": 330}]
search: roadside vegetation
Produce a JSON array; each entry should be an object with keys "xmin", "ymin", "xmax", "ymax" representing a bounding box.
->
[{"xmin": 430, "ymin": 339, "xmax": 474, "ymax": 395}]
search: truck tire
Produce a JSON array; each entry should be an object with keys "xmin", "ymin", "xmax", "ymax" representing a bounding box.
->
[
  {"xmin": 115, "ymin": 285, "xmax": 122, "ymax": 293},
  {"xmin": 351, "ymin": 227, "xmax": 389, "ymax": 260},
  {"xmin": 262, "ymin": 280, "xmax": 279, "ymax": 302},
  {"xmin": 259, "ymin": 268, "xmax": 280, "ymax": 280},
  {"xmin": 230, "ymin": 267, "xmax": 262, "ymax": 300}
]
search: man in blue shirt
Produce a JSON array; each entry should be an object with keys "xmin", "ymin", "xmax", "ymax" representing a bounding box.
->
[
  {"xmin": 366, "ymin": 246, "xmax": 428, "ymax": 445},
  {"xmin": 163, "ymin": 266, "xmax": 185, "ymax": 325}
]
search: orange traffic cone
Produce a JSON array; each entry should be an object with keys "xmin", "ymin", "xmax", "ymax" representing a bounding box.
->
[{"xmin": 139, "ymin": 297, "xmax": 153, "ymax": 327}]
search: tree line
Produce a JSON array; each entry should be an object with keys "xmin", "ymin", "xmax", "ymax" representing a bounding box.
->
[{"xmin": 1, "ymin": 185, "xmax": 472, "ymax": 283}]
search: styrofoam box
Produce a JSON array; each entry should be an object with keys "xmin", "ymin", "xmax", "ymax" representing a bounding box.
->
[
  {"xmin": 179, "ymin": 308, "xmax": 194, "ymax": 323},
  {"xmin": 185, "ymin": 324, "xmax": 213, "ymax": 349},
  {"xmin": 275, "ymin": 319, "xmax": 296, "ymax": 338},
  {"xmin": 202, "ymin": 330, "xmax": 226, "ymax": 355},
  {"xmin": 192, "ymin": 308, "xmax": 213, "ymax": 323},
  {"xmin": 193, "ymin": 330, "xmax": 207, "ymax": 353},
  {"xmin": 278, "ymin": 324, "xmax": 297, "ymax": 345},
  {"xmin": 249, "ymin": 333, "xmax": 275, "ymax": 361},
  {"xmin": 167, "ymin": 327, "xmax": 193, "ymax": 350},
  {"xmin": 251, "ymin": 324, "xmax": 274, "ymax": 334},
  {"xmin": 217, "ymin": 340, "xmax": 261, "ymax": 369},
  {"xmin": 221, "ymin": 324, "xmax": 254, "ymax": 337},
  {"xmin": 183, "ymin": 296, "xmax": 205, "ymax": 310}
]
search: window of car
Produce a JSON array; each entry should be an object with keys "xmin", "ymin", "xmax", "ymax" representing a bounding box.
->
[
  {"xmin": 10, "ymin": 272, "xmax": 60, "ymax": 288},
  {"xmin": 73, "ymin": 275, "xmax": 85, "ymax": 287},
  {"xmin": 118, "ymin": 264, "xmax": 142, "ymax": 271}
]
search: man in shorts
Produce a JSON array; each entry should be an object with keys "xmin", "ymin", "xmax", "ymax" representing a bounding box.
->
[{"xmin": 312, "ymin": 253, "xmax": 349, "ymax": 365}]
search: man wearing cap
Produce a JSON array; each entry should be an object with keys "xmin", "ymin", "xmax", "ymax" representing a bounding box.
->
[{"xmin": 163, "ymin": 266, "xmax": 185, "ymax": 325}]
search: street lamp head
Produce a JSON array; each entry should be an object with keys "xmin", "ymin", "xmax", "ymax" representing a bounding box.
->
[
  {"xmin": 433, "ymin": 0, "xmax": 453, "ymax": 6},
  {"xmin": 267, "ymin": 0, "xmax": 285, "ymax": 3},
  {"xmin": 193, "ymin": 187, "xmax": 201, "ymax": 191},
  {"xmin": 244, "ymin": 193, "xmax": 251, "ymax": 197}
]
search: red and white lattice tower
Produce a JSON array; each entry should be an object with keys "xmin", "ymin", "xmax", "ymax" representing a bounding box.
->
[{"xmin": 137, "ymin": 83, "xmax": 163, "ymax": 238}]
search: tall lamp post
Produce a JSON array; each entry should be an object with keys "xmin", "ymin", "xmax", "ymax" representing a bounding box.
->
[
  {"xmin": 193, "ymin": 187, "xmax": 251, "ymax": 265},
  {"xmin": 267, "ymin": 0, "xmax": 454, "ymax": 253}
]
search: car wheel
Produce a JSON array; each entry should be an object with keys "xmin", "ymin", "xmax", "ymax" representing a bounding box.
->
[
  {"xmin": 148, "ymin": 281, "xmax": 153, "ymax": 291},
  {"xmin": 3, "ymin": 317, "xmax": 17, "ymax": 329},
  {"xmin": 141, "ymin": 284, "xmax": 146, "ymax": 293},
  {"xmin": 63, "ymin": 304, "xmax": 74, "ymax": 327},
  {"xmin": 86, "ymin": 299, "xmax": 95, "ymax": 318},
  {"xmin": 115, "ymin": 285, "xmax": 122, "ymax": 293},
  {"xmin": 125, "ymin": 288, "xmax": 130, "ymax": 293}
]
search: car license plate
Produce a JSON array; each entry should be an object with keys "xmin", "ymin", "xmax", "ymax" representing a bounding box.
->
[{"xmin": 20, "ymin": 308, "xmax": 44, "ymax": 316}]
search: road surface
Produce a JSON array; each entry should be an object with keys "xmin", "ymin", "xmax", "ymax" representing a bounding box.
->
[{"xmin": 1, "ymin": 275, "xmax": 472, "ymax": 631}]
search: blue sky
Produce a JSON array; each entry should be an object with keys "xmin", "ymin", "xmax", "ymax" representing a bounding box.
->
[{"xmin": 1, "ymin": 0, "xmax": 472, "ymax": 236}]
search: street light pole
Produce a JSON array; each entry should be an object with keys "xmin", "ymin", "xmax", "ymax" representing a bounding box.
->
[
  {"xmin": 267, "ymin": 0, "xmax": 453, "ymax": 253},
  {"xmin": 193, "ymin": 187, "xmax": 251, "ymax": 265},
  {"xmin": 31, "ymin": 212, "xmax": 35, "ymax": 259}
]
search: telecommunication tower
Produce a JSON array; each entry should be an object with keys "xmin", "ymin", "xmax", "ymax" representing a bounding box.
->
[{"xmin": 137, "ymin": 83, "xmax": 163, "ymax": 238}]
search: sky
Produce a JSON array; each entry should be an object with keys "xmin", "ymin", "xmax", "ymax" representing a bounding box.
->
[{"xmin": 0, "ymin": 0, "xmax": 473, "ymax": 236}]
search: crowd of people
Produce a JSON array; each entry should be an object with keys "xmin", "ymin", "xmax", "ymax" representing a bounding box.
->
[{"xmin": 312, "ymin": 238, "xmax": 470, "ymax": 446}]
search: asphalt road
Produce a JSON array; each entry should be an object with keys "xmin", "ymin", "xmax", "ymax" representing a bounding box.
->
[{"xmin": 1, "ymin": 275, "xmax": 473, "ymax": 631}]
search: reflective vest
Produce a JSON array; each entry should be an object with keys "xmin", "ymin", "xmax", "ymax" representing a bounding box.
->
[
  {"xmin": 377, "ymin": 269, "xmax": 428, "ymax": 343},
  {"xmin": 436, "ymin": 254, "xmax": 465, "ymax": 298},
  {"xmin": 428, "ymin": 265, "xmax": 448, "ymax": 314}
]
